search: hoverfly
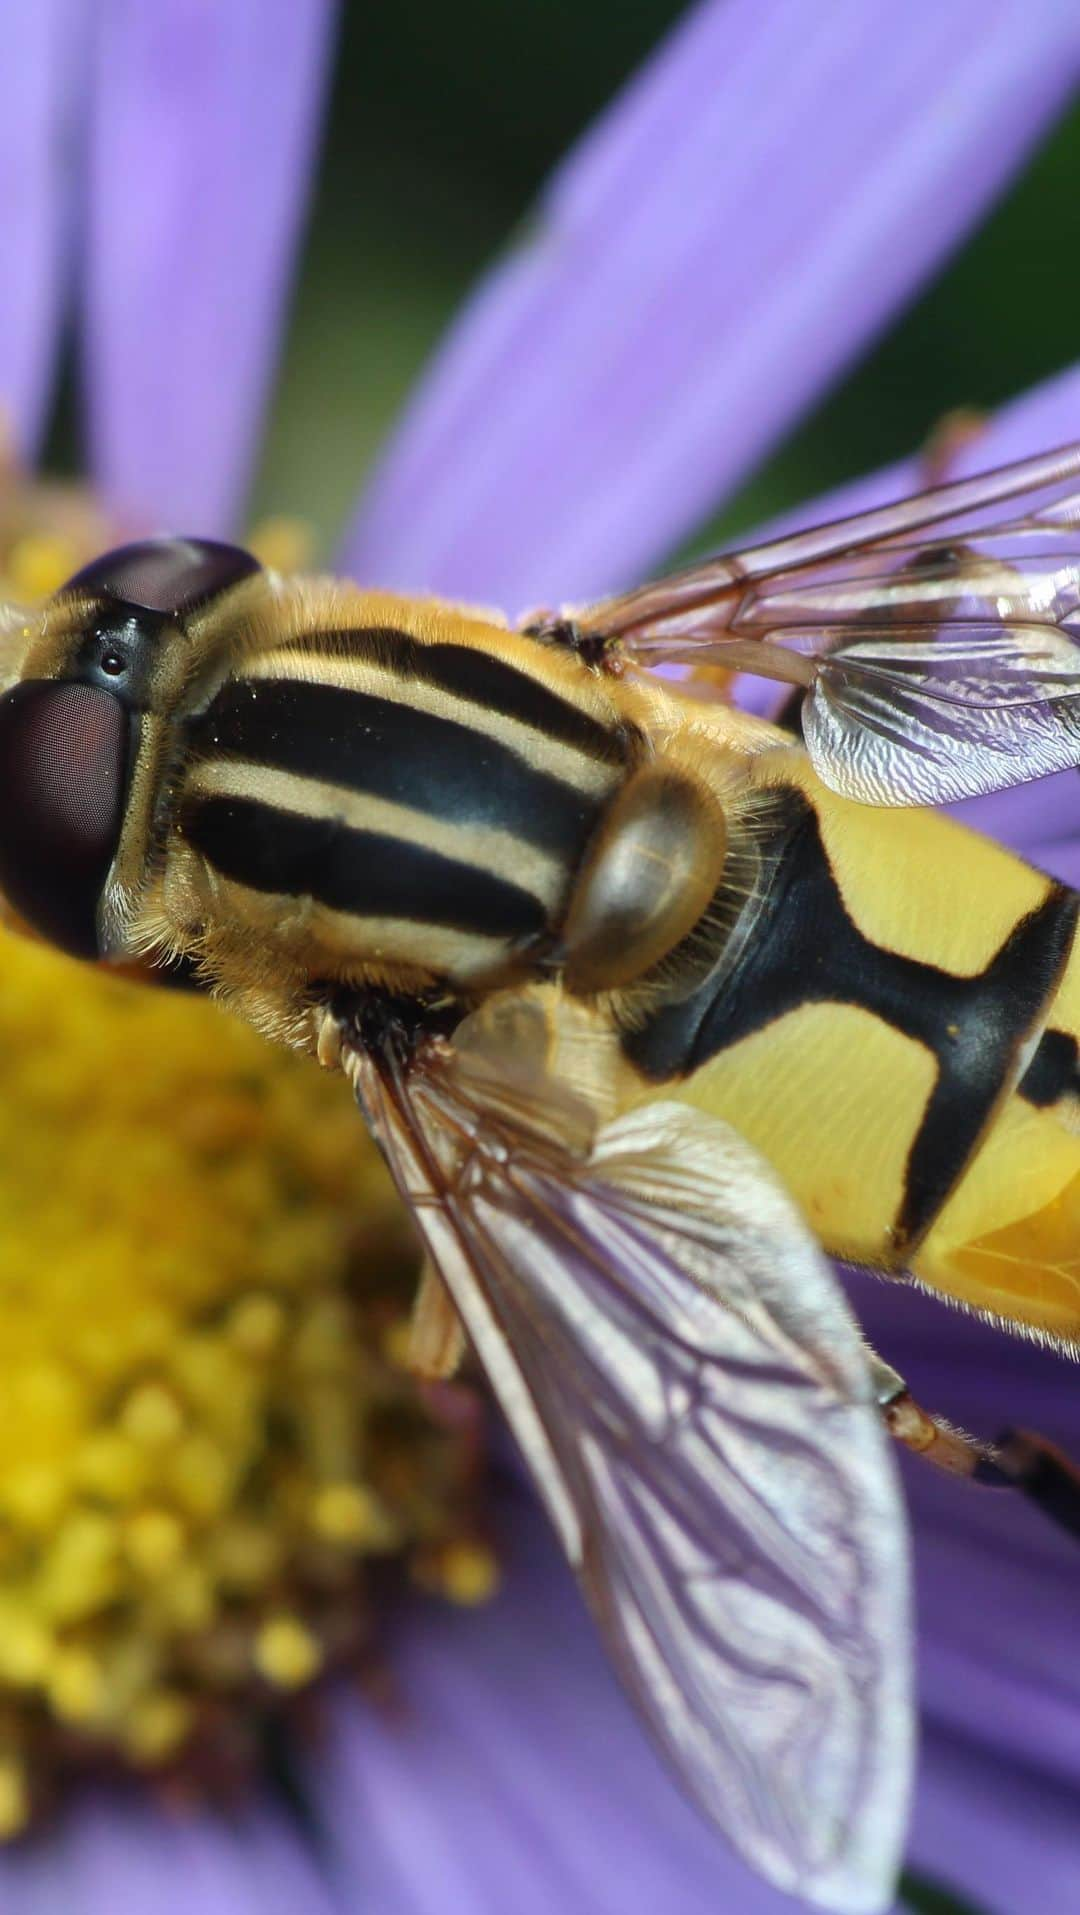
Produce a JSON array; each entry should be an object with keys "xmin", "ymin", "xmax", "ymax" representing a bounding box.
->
[{"xmin": 1, "ymin": 441, "xmax": 1079, "ymax": 1911}]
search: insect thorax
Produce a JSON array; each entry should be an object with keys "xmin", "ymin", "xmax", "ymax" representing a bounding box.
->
[{"xmin": 147, "ymin": 597, "xmax": 650, "ymax": 1022}]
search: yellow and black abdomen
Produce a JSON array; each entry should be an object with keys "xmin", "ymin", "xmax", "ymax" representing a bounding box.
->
[
  {"xmin": 916, "ymin": 948, "xmax": 1080, "ymax": 1344},
  {"xmin": 623, "ymin": 751, "xmax": 1080, "ymax": 1345}
]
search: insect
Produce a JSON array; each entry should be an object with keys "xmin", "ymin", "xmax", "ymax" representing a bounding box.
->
[{"xmin": 1, "ymin": 440, "xmax": 1079, "ymax": 1910}]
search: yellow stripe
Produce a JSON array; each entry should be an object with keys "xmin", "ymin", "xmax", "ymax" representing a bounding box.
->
[
  {"xmin": 186, "ymin": 757, "xmax": 566, "ymax": 909},
  {"xmin": 237, "ymin": 648, "xmax": 617, "ymax": 797},
  {"xmin": 205, "ymin": 867, "xmax": 508, "ymax": 978}
]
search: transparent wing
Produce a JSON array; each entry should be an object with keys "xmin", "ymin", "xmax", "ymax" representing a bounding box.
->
[
  {"xmin": 798, "ymin": 622, "xmax": 1080, "ymax": 805},
  {"xmin": 342, "ymin": 1005, "xmax": 912, "ymax": 1913},
  {"xmin": 576, "ymin": 440, "xmax": 1080, "ymax": 804}
]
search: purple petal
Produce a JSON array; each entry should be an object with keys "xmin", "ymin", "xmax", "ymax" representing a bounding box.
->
[
  {"xmin": 911, "ymin": 1731, "xmax": 1080, "ymax": 1911},
  {"xmin": 308, "ymin": 1476, "xmax": 1079, "ymax": 1915},
  {"xmin": 82, "ymin": 0, "xmax": 338, "ymax": 535},
  {"xmin": 0, "ymin": 1796, "xmax": 342, "ymax": 1915},
  {"xmin": 852, "ymin": 1273, "xmax": 1080, "ymax": 1789},
  {"xmin": 309, "ymin": 1486, "xmax": 856, "ymax": 1915},
  {"xmin": 343, "ymin": 0, "xmax": 1079, "ymax": 612},
  {"xmin": 752, "ymin": 360, "xmax": 1080, "ymax": 540},
  {"xmin": 0, "ymin": 0, "xmax": 82, "ymax": 461}
]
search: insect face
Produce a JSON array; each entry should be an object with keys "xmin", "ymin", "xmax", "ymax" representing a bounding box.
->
[{"xmin": 0, "ymin": 538, "xmax": 267, "ymax": 959}]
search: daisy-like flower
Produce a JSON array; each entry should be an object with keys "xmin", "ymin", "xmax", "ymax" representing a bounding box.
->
[{"xmin": 0, "ymin": 3, "xmax": 1078, "ymax": 1912}]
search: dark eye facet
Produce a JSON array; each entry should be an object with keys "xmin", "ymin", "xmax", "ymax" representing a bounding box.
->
[
  {"xmin": 61, "ymin": 538, "xmax": 261, "ymax": 619},
  {"xmin": 0, "ymin": 681, "xmax": 129, "ymax": 957}
]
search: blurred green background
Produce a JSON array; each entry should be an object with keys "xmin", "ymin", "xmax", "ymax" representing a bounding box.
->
[{"xmin": 253, "ymin": 0, "xmax": 1078, "ymax": 566}]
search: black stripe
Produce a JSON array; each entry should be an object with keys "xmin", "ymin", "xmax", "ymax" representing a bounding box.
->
[
  {"xmin": 190, "ymin": 677, "xmax": 606, "ymax": 862},
  {"xmin": 897, "ymin": 893, "xmax": 1075, "ymax": 1249},
  {"xmin": 185, "ymin": 795, "xmax": 547, "ymax": 942},
  {"xmin": 1018, "ymin": 1028, "xmax": 1080, "ymax": 1108},
  {"xmin": 289, "ymin": 628, "xmax": 627, "ymax": 764},
  {"xmin": 624, "ymin": 790, "xmax": 1079, "ymax": 1254}
]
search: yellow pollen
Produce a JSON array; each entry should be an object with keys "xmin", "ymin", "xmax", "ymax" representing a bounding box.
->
[
  {"xmin": 124, "ymin": 1691, "xmax": 196, "ymax": 1764},
  {"xmin": 0, "ymin": 1609, "xmax": 50, "ymax": 1686},
  {"xmin": 48, "ymin": 1646, "xmax": 107, "ymax": 1725},
  {"xmin": 420, "ymin": 1539, "xmax": 501, "ymax": 1607},
  {"xmin": 75, "ymin": 1430, "xmax": 147, "ymax": 1503},
  {"xmin": 0, "ymin": 923, "xmax": 492, "ymax": 1827},
  {"xmin": 311, "ymin": 1481, "xmax": 395, "ymax": 1548},
  {"xmin": 227, "ymin": 1293, "xmax": 287, "ymax": 1357},
  {"xmin": 4, "ymin": 1465, "xmax": 68, "ymax": 1533},
  {"xmin": 156, "ymin": 1562, "xmax": 215, "ymax": 1634},
  {"xmin": 120, "ymin": 1384, "xmax": 186, "ymax": 1451},
  {"xmin": 254, "ymin": 1616, "xmax": 323, "ymax": 1690},
  {"xmin": 36, "ymin": 1510, "xmax": 119, "ymax": 1623},
  {"xmin": 125, "ymin": 1509, "xmax": 186, "ymax": 1579},
  {"xmin": 0, "ymin": 486, "xmax": 494, "ymax": 1829},
  {"xmin": 168, "ymin": 1432, "xmax": 233, "ymax": 1519}
]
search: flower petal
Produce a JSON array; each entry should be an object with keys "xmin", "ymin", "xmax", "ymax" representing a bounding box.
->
[
  {"xmin": 343, "ymin": 0, "xmax": 1078, "ymax": 612},
  {"xmin": 752, "ymin": 360, "xmax": 1080, "ymax": 538},
  {"xmin": 0, "ymin": 1796, "xmax": 343, "ymax": 1915},
  {"xmin": 852, "ymin": 1272, "xmax": 1080, "ymax": 1793},
  {"xmin": 310, "ymin": 1485, "xmax": 896, "ymax": 1915},
  {"xmin": 0, "ymin": 0, "xmax": 82, "ymax": 461},
  {"xmin": 306, "ymin": 1473, "xmax": 1080, "ymax": 1915},
  {"xmin": 82, "ymin": 0, "xmax": 338, "ymax": 534},
  {"xmin": 911, "ymin": 1730, "xmax": 1080, "ymax": 1913}
]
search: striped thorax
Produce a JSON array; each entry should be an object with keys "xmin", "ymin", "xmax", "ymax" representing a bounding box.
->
[
  {"xmin": 170, "ymin": 577, "xmax": 645, "ymax": 1010},
  {"xmin": 3, "ymin": 538, "xmax": 719, "ymax": 1038}
]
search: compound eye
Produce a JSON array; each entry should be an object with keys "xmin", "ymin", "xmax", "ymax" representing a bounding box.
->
[
  {"xmin": 0, "ymin": 681, "xmax": 129, "ymax": 958},
  {"xmin": 60, "ymin": 537, "xmax": 261, "ymax": 618}
]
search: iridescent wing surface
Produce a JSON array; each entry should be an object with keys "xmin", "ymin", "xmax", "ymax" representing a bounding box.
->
[
  {"xmin": 577, "ymin": 442, "xmax": 1080, "ymax": 804},
  {"xmin": 342, "ymin": 1005, "xmax": 912, "ymax": 1913}
]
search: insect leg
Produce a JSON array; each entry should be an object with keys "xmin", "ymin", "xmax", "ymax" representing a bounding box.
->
[
  {"xmin": 987, "ymin": 1429, "xmax": 1080, "ymax": 1542},
  {"xmin": 867, "ymin": 1351, "xmax": 992, "ymax": 1480},
  {"xmin": 867, "ymin": 1349, "xmax": 1080, "ymax": 1541}
]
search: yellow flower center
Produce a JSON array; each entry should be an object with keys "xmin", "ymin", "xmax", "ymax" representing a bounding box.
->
[
  {"xmin": 0, "ymin": 899, "xmax": 491, "ymax": 1834},
  {"xmin": 0, "ymin": 487, "xmax": 496, "ymax": 1834}
]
